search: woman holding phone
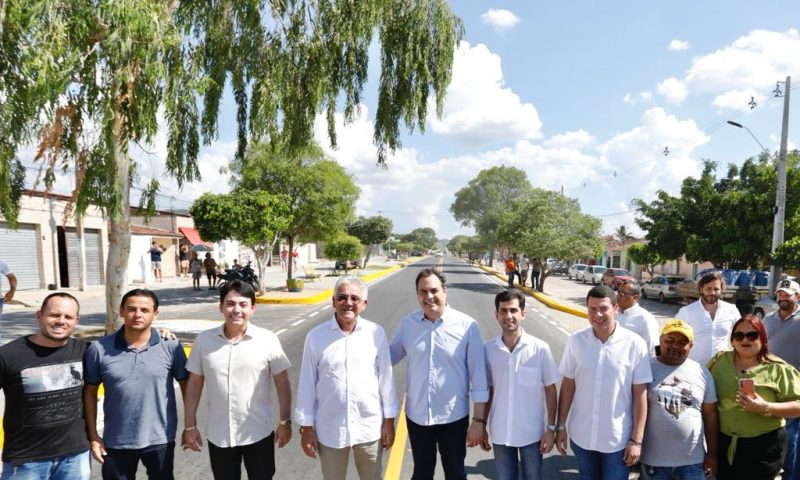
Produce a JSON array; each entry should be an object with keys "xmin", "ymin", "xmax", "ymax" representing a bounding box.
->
[{"xmin": 707, "ymin": 314, "xmax": 800, "ymax": 479}]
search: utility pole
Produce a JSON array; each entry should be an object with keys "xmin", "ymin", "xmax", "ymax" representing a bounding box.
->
[{"xmin": 770, "ymin": 76, "xmax": 791, "ymax": 296}]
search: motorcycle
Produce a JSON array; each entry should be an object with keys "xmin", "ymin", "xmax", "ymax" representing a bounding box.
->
[{"xmin": 217, "ymin": 261, "xmax": 260, "ymax": 292}]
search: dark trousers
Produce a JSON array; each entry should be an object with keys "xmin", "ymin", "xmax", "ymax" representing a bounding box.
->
[
  {"xmin": 717, "ymin": 428, "xmax": 786, "ymax": 480},
  {"xmin": 208, "ymin": 433, "xmax": 275, "ymax": 480},
  {"xmin": 406, "ymin": 415, "xmax": 468, "ymax": 480},
  {"xmin": 531, "ymin": 271, "xmax": 540, "ymax": 290},
  {"xmin": 102, "ymin": 442, "xmax": 175, "ymax": 480}
]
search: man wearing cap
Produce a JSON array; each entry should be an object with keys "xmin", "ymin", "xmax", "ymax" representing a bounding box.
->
[
  {"xmin": 763, "ymin": 279, "xmax": 800, "ymax": 480},
  {"xmin": 640, "ymin": 320, "xmax": 719, "ymax": 479},
  {"xmin": 616, "ymin": 281, "xmax": 660, "ymax": 357}
]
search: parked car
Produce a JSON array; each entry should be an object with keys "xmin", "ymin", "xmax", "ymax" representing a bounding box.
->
[
  {"xmin": 602, "ymin": 268, "xmax": 636, "ymax": 289},
  {"xmin": 642, "ymin": 275, "xmax": 687, "ymax": 303},
  {"xmin": 752, "ymin": 296, "xmax": 778, "ymax": 319},
  {"xmin": 583, "ymin": 265, "xmax": 607, "ymax": 284},
  {"xmin": 568, "ymin": 263, "xmax": 588, "ymax": 280},
  {"xmin": 549, "ymin": 261, "xmax": 569, "ymax": 276}
]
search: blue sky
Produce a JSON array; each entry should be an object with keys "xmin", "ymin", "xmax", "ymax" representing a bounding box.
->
[{"xmin": 29, "ymin": 2, "xmax": 800, "ymax": 240}]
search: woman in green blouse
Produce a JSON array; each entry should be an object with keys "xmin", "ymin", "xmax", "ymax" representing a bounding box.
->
[{"xmin": 708, "ymin": 314, "xmax": 800, "ymax": 479}]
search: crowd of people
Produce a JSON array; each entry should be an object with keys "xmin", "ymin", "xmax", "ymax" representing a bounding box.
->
[{"xmin": 1, "ymin": 267, "xmax": 799, "ymax": 480}]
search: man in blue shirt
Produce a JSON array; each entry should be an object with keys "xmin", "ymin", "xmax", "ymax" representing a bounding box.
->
[
  {"xmin": 83, "ymin": 289, "xmax": 188, "ymax": 479},
  {"xmin": 390, "ymin": 268, "xmax": 489, "ymax": 480}
]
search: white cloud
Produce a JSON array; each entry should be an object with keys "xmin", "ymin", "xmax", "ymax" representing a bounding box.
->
[
  {"xmin": 668, "ymin": 39, "xmax": 690, "ymax": 51},
  {"xmin": 428, "ymin": 41, "xmax": 542, "ymax": 146},
  {"xmin": 623, "ymin": 91, "xmax": 653, "ymax": 105},
  {"xmin": 656, "ymin": 77, "xmax": 688, "ymax": 104},
  {"xmin": 480, "ymin": 9, "xmax": 520, "ymax": 32},
  {"xmin": 542, "ymin": 130, "xmax": 596, "ymax": 148}
]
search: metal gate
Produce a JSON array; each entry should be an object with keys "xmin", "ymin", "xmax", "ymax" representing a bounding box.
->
[
  {"xmin": 65, "ymin": 228, "xmax": 103, "ymax": 286},
  {"xmin": 0, "ymin": 222, "xmax": 42, "ymax": 290}
]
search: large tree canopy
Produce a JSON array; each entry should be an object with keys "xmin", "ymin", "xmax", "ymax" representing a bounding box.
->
[{"xmin": 347, "ymin": 215, "xmax": 393, "ymax": 266}]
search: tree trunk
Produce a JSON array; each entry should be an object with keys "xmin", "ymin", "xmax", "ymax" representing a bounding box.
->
[
  {"xmin": 105, "ymin": 112, "xmax": 130, "ymax": 333},
  {"xmin": 364, "ymin": 244, "xmax": 372, "ymax": 267},
  {"xmin": 286, "ymin": 236, "xmax": 295, "ymax": 281},
  {"xmin": 251, "ymin": 242, "xmax": 270, "ymax": 292}
]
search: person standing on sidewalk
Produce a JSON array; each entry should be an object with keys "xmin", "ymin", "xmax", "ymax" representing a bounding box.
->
[
  {"xmin": 555, "ymin": 285, "xmax": 652, "ymax": 480},
  {"xmin": 179, "ymin": 245, "xmax": 189, "ymax": 278},
  {"xmin": 149, "ymin": 242, "xmax": 166, "ymax": 283},
  {"xmin": 295, "ymin": 276, "xmax": 398, "ymax": 479},
  {"xmin": 83, "ymin": 289, "xmax": 189, "ymax": 479},
  {"xmin": 675, "ymin": 271, "xmax": 740, "ymax": 365},
  {"xmin": 505, "ymin": 255, "xmax": 517, "ymax": 289},
  {"xmin": 182, "ymin": 280, "xmax": 293, "ymax": 479},
  {"xmin": 481, "ymin": 289, "xmax": 559, "ymax": 480},
  {"xmin": 190, "ymin": 253, "xmax": 202, "ymax": 291},
  {"xmin": 763, "ymin": 279, "xmax": 800, "ymax": 480},
  {"xmin": 530, "ymin": 258, "xmax": 541, "ymax": 291},
  {"xmin": 616, "ymin": 281, "xmax": 660, "ymax": 357},
  {"xmin": 203, "ymin": 253, "xmax": 218, "ymax": 290},
  {"xmin": 0, "ymin": 292, "xmax": 90, "ymax": 479},
  {"xmin": 0, "ymin": 258, "xmax": 17, "ymax": 343},
  {"xmin": 390, "ymin": 268, "xmax": 489, "ymax": 480}
]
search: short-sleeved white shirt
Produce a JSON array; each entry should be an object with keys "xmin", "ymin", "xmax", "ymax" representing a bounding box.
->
[
  {"xmin": 559, "ymin": 325, "xmax": 653, "ymax": 453},
  {"xmin": 485, "ymin": 331, "xmax": 559, "ymax": 447},
  {"xmin": 675, "ymin": 300, "xmax": 739, "ymax": 365},
  {"xmin": 616, "ymin": 303, "xmax": 660, "ymax": 357},
  {"xmin": 187, "ymin": 323, "xmax": 291, "ymax": 448},
  {"xmin": 0, "ymin": 260, "xmax": 10, "ymax": 296}
]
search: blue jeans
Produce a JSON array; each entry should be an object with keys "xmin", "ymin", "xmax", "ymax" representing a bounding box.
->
[
  {"xmin": 640, "ymin": 463, "xmax": 705, "ymax": 480},
  {"xmin": 1, "ymin": 450, "xmax": 90, "ymax": 480},
  {"xmin": 102, "ymin": 442, "xmax": 175, "ymax": 479},
  {"xmin": 570, "ymin": 440, "xmax": 630, "ymax": 480},
  {"xmin": 783, "ymin": 417, "xmax": 800, "ymax": 480},
  {"xmin": 493, "ymin": 442, "xmax": 542, "ymax": 480}
]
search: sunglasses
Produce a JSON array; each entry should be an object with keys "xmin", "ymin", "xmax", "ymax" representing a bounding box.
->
[
  {"xmin": 335, "ymin": 294, "xmax": 363, "ymax": 303},
  {"xmin": 732, "ymin": 331, "xmax": 760, "ymax": 342}
]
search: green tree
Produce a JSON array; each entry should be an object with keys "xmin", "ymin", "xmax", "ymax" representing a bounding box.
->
[
  {"xmin": 447, "ymin": 234, "xmax": 471, "ymax": 256},
  {"xmin": 614, "ymin": 225, "xmax": 633, "ymax": 242},
  {"xmin": 190, "ymin": 190, "xmax": 291, "ymax": 291},
  {"xmin": 236, "ymin": 141, "xmax": 358, "ymax": 281},
  {"xmin": 626, "ymin": 243, "xmax": 668, "ymax": 280},
  {"xmin": 773, "ymin": 237, "xmax": 800, "ymax": 269},
  {"xmin": 398, "ymin": 227, "xmax": 438, "ymax": 251},
  {"xmin": 347, "ymin": 215, "xmax": 393, "ymax": 267},
  {"xmin": 324, "ymin": 235, "xmax": 364, "ymax": 265},
  {"xmin": 450, "ymin": 166, "xmax": 532, "ymax": 266},
  {"xmin": 1, "ymin": 0, "xmax": 462, "ymax": 330},
  {"xmin": 497, "ymin": 189, "xmax": 602, "ymax": 291},
  {"xmin": 396, "ymin": 242, "xmax": 417, "ymax": 256}
]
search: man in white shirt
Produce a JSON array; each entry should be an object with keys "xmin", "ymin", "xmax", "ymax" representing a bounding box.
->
[
  {"xmin": 675, "ymin": 272, "xmax": 740, "ymax": 365},
  {"xmin": 616, "ymin": 281, "xmax": 660, "ymax": 357},
  {"xmin": 182, "ymin": 280, "xmax": 292, "ymax": 479},
  {"xmin": 295, "ymin": 276, "xmax": 398, "ymax": 479},
  {"xmin": 555, "ymin": 285, "xmax": 652, "ymax": 480},
  {"xmin": 390, "ymin": 268, "xmax": 489, "ymax": 480},
  {"xmin": 481, "ymin": 289, "xmax": 558, "ymax": 480}
]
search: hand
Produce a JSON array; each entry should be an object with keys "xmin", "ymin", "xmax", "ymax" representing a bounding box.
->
[
  {"xmin": 3, "ymin": 291, "xmax": 13, "ymax": 302},
  {"xmin": 555, "ymin": 430, "xmax": 568, "ymax": 455},
  {"xmin": 301, "ymin": 429, "xmax": 319, "ymax": 458},
  {"xmin": 182, "ymin": 428, "xmax": 203, "ymax": 452},
  {"xmin": 89, "ymin": 438, "xmax": 107, "ymax": 463},
  {"xmin": 480, "ymin": 430, "xmax": 492, "ymax": 452},
  {"xmin": 381, "ymin": 421, "xmax": 395, "ymax": 449},
  {"xmin": 623, "ymin": 441, "xmax": 641, "ymax": 466},
  {"xmin": 275, "ymin": 424, "xmax": 292, "ymax": 448},
  {"xmin": 540, "ymin": 430, "xmax": 555, "ymax": 454},
  {"xmin": 157, "ymin": 327, "xmax": 177, "ymax": 340},
  {"xmin": 466, "ymin": 421, "xmax": 484, "ymax": 447},
  {"xmin": 703, "ymin": 453, "xmax": 717, "ymax": 477},
  {"xmin": 736, "ymin": 391, "xmax": 767, "ymax": 414}
]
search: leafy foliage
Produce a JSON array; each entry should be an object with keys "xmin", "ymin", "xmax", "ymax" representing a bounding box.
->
[
  {"xmin": 626, "ymin": 243, "xmax": 669, "ymax": 280},
  {"xmin": 323, "ymin": 235, "xmax": 364, "ymax": 262},
  {"xmin": 347, "ymin": 215, "xmax": 393, "ymax": 266},
  {"xmin": 397, "ymin": 227, "xmax": 438, "ymax": 250}
]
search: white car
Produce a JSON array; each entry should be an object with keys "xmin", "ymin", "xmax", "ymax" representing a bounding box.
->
[
  {"xmin": 568, "ymin": 263, "xmax": 588, "ymax": 280},
  {"xmin": 641, "ymin": 275, "xmax": 687, "ymax": 303},
  {"xmin": 582, "ymin": 265, "xmax": 607, "ymax": 284},
  {"xmin": 752, "ymin": 296, "xmax": 778, "ymax": 319}
]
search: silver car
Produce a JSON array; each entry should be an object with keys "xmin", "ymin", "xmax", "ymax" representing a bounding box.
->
[
  {"xmin": 642, "ymin": 275, "xmax": 687, "ymax": 303},
  {"xmin": 583, "ymin": 265, "xmax": 607, "ymax": 284},
  {"xmin": 568, "ymin": 263, "xmax": 588, "ymax": 281},
  {"xmin": 753, "ymin": 296, "xmax": 778, "ymax": 319}
]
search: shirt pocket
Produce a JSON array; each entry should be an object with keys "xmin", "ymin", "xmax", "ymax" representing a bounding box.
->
[{"xmin": 518, "ymin": 365, "xmax": 540, "ymax": 388}]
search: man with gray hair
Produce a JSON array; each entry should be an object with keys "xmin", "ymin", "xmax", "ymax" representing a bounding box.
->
[
  {"xmin": 295, "ymin": 276, "xmax": 398, "ymax": 479},
  {"xmin": 616, "ymin": 281, "xmax": 660, "ymax": 357}
]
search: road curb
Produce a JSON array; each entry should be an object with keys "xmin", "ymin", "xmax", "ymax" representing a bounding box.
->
[{"xmin": 478, "ymin": 265, "xmax": 588, "ymax": 319}]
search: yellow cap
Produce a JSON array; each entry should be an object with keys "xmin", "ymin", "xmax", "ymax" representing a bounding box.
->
[{"xmin": 661, "ymin": 319, "xmax": 693, "ymax": 342}]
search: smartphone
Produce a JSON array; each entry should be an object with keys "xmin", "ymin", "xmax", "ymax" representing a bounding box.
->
[{"xmin": 739, "ymin": 378, "xmax": 755, "ymax": 399}]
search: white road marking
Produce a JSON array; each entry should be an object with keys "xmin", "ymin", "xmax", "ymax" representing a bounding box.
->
[
  {"xmin": 557, "ymin": 326, "xmax": 570, "ymax": 336},
  {"xmin": 275, "ymin": 328, "xmax": 288, "ymax": 336},
  {"xmin": 291, "ymin": 319, "xmax": 305, "ymax": 326}
]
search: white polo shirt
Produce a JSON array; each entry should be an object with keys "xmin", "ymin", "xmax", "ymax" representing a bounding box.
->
[
  {"xmin": 675, "ymin": 299, "xmax": 739, "ymax": 365},
  {"xmin": 187, "ymin": 323, "xmax": 291, "ymax": 448},
  {"xmin": 559, "ymin": 325, "xmax": 652, "ymax": 453},
  {"xmin": 485, "ymin": 331, "xmax": 559, "ymax": 447},
  {"xmin": 294, "ymin": 316, "xmax": 398, "ymax": 448},
  {"xmin": 616, "ymin": 303, "xmax": 660, "ymax": 357}
]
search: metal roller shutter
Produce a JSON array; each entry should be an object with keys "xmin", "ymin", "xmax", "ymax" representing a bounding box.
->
[
  {"xmin": 0, "ymin": 222, "xmax": 42, "ymax": 290},
  {"xmin": 65, "ymin": 228, "xmax": 103, "ymax": 286}
]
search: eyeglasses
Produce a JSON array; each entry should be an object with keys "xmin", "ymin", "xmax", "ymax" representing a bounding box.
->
[
  {"xmin": 335, "ymin": 294, "xmax": 362, "ymax": 303},
  {"xmin": 732, "ymin": 331, "xmax": 760, "ymax": 342}
]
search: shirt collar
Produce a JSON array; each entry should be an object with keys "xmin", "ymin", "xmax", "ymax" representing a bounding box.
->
[
  {"xmin": 214, "ymin": 323, "xmax": 255, "ymax": 341},
  {"xmin": 621, "ymin": 303, "xmax": 642, "ymax": 315},
  {"xmin": 415, "ymin": 305, "xmax": 450, "ymax": 324},
  {"xmin": 114, "ymin": 326, "xmax": 160, "ymax": 350},
  {"xmin": 328, "ymin": 315, "xmax": 363, "ymax": 333},
  {"xmin": 492, "ymin": 330, "xmax": 532, "ymax": 352}
]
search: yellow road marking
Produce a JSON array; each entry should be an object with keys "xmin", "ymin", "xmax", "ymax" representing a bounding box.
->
[{"xmin": 384, "ymin": 396, "xmax": 408, "ymax": 480}]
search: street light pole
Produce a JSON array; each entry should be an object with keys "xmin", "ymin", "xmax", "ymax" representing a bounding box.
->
[{"xmin": 771, "ymin": 76, "xmax": 791, "ymax": 295}]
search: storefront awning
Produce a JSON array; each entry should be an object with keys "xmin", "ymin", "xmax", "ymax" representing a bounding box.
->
[{"xmin": 178, "ymin": 227, "xmax": 214, "ymax": 251}]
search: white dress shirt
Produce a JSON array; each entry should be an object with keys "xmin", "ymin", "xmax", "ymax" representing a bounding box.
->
[
  {"xmin": 485, "ymin": 331, "xmax": 559, "ymax": 447},
  {"xmin": 186, "ymin": 324, "xmax": 291, "ymax": 448},
  {"xmin": 675, "ymin": 299, "xmax": 739, "ymax": 365},
  {"xmin": 616, "ymin": 303, "xmax": 660, "ymax": 357},
  {"xmin": 390, "ymin": 307, "xmax": 489, "ymax": 426},
  {"xmin": 559, "ymin": 326, "xmax": 652, "ymax": 453},
  {"xmin": 294, "ymin": 316, "xmax": 398, "ymax": 448}
]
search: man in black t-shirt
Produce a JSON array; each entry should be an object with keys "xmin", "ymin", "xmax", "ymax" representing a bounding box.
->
[{"xmin": 0, "ymin": 292, "xmax": 91, "ymax": 479}]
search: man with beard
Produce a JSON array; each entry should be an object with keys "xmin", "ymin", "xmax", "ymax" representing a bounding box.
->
[
  {"xmin": 0, "ymin": 293, "xmax": 90, "ymax": 479},
  {"xmin": 390, "ymin": 269, "xmax": 488, "ymax": 480},
  {"xmin": 763, "ymin": 279, "xmax": 800, "ymax": 480},
  {"xmin": 84, "ymin": 289, "xmax": 189, "ymax": 479},
  {"xmin": 675, "ymin": 272, "xmax": 740, "ymax": 365},
  {"xmin": 640, "ymin": 320, "xmax": 719, "ymax": 479}
]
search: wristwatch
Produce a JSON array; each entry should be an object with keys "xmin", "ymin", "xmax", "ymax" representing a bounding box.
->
[
  {"xmin": 278, "ymin": 419, "xmax": 292, "ymax": 427},
  {"xmin": 547, "ymin": 424, "xmax": 566, "ymax": 432},
  {"xmin": 299, "ymin": 425, "xmax": 314, "ymax": 434}
]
